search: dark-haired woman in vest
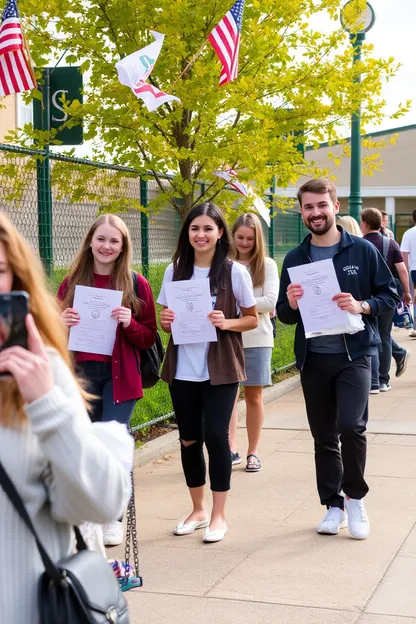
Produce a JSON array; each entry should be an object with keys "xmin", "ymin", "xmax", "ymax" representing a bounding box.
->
[{"xmin": 158, "ymin": 203, "xmax": 258, "ymax": 543}]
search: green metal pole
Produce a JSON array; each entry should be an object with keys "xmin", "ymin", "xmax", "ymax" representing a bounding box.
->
[
  {"xmin": 36, "ymin": 68, "xmax": 53, "ymax": 275},
  {"xmin": 268, "ymin": 176, "xmax": 276, "ymax": 259},
  {"xmin": 348, "ymin": 32, "xmax": 365, "ymax": 221},
  {"xmin": 140, "ymin": 178, "xmax": 149, "ymax": 279}
]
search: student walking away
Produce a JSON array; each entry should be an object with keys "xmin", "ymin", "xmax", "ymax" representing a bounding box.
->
[
  {"xmin": 400, "ymin": 209, "xmax": 416, "ymax": 338},
  {"xmin": 58, "ymin": 214, "xmax": 157, "ymax": 547},
  {"xmin": 158, "ymin": 203, "xmax": 258, "ymax": 543},
  {"xmin": 228, "ymin": 213, "xmax": 279, "ymax": 472},
  {"xmin": 360, "ymin": 208, "xmax": 411, "ymax": 391},
  {"xmin": 0, "ymin": 213, "xmax": 132, "ymax": 624},
  {"xmin": 277, "ymin": 178, "xmax": 399, "ymax": 540}
]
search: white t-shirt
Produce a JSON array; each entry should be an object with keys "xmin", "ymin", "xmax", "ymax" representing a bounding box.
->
[
  {"xmin": 158, "ymin": 262, "xmax": 256, "ymax": 382},
  {"xmin": 400, "ymin": 226, "xmax": 416, "ymax": 271}
]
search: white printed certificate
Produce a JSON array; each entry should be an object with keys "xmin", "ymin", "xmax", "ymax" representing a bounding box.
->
[
  {"xmin": 288, "ymin": 259, "xmax": 364, "ymax": 338},
  {"xmin": 68, "ymin": 285, "xmax": 123, "ymax": 355},
  {"xmin": 165, "ymin": 277, "xmax": 218, "ymax": 345}
]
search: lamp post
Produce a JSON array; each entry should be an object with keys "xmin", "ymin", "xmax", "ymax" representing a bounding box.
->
[{"xmin": 341, "ymin": 1, "xmax": 376, "ymax": 221}]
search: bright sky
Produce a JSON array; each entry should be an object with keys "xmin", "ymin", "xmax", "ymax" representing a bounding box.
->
[{"xmin": 323, "ymin": 0, "xmax": 416, "ymax": 132}]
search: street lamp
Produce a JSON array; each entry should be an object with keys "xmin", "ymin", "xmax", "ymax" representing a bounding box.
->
[{"xmin": 341, "ymin": 1, "xmax": 376, "ymax": 221}]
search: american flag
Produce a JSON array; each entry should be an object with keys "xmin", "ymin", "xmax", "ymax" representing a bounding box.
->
[
  {"xmin": 0, "ymin": 0, "xmax": 35, "ymax": 97},
  {"xmin": 208, "ymin": 0, "xmax": 245, "ymax": 86}
]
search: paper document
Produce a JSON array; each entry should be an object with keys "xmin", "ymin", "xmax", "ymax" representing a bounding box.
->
[
  {"xmin": 68, "ymin": 285, "xmax": 123, "ymax": 356},
  {"xmin": 165, "ymin": 278, "xmax": 218, "ymax": 345},
  {"xmin": 288, "ymin": 259, "xmax": 365, "ymax": 338}
]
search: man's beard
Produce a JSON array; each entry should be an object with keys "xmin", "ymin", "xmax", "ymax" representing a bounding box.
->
[{"xmin": 305, "ymin": 215, "xmax": 333, "ymax": 235}]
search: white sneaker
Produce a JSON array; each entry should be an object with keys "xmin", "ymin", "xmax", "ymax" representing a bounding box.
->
[
  {"xmin": 409, "ymin": 329, "xmax": 416, "ymax": 338},
  {"xmin": 316, "ymin": 507, "xmax": 348, "ymax": 535},
  {"xmin": 103, "ymin": 520, "xmax": 124, "ymax": 547},
  {"xmin": 380, "ymin": 383, "xmax": 391, "ymax": 392},
  {"xmin": 344, "ymin": 497, "xmax": 370, "ymax": 540}
]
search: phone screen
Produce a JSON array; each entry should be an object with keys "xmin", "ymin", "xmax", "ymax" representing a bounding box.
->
[{"xmin": 0, "ymin": 292, "xmax": 29, "ymax": 351}]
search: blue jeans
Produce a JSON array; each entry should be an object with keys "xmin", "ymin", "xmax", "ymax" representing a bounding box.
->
[
  {"xmin": 371, "ymin": 309, "xmax": 407, "ymax": 388},
  {"xmin": 77, "ymin": 361, "xmax": 136, "ymax": 425}
]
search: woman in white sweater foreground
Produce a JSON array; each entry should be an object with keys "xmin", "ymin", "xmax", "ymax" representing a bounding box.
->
[
  {"xmin": 0, "ymin": 213, "xmax": 132, "ymax": 624},
  {"xmin": 229, "ymin": 213, "xmax": 279, "ymax": 472}
]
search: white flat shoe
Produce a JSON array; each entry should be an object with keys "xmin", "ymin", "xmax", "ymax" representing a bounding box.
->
[
  {"xmin": 173, "ymin": 518, "xmax": 209, "ymax": 536},
  {"xmin": 202, "ymin": 525, "xmax": 228, "ymax": 543}
]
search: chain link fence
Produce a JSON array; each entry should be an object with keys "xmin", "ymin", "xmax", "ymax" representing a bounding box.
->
[{"xmin": 0, "ymin": 143, "xmax": 304, "ymax": 429}]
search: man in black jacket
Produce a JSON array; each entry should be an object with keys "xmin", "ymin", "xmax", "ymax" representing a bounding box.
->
[{"xmin": 277, "ymin": 178, "xmax": 399, "ymax": 540}]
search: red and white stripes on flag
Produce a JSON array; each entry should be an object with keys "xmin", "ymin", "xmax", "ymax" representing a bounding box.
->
[
  {"xmin": 0, "ymin": 0, "xmax": 35, "ymax": 96},
  {"xmin": 208, "ymin": 0, "xmax": 245, "ymax": 86}
]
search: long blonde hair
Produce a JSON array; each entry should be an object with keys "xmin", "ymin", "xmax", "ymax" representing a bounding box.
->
[
  {"xmin": 0, "ymin": 212, "xmax": 88, "ymax": 427},
  {"xmin": 232, "ymin": 213, "xmax": 266, "ymax": 287},
  {"xmin": 336, "ymin": 215, "xmax": 362, "ymax": 237},
  {"xmin": 61, "ymin": 214, "xmax": 140, "ymax": 315}
]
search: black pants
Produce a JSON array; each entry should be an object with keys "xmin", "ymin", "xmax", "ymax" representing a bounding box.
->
[
  {"xmin": 300, "ymin": 353, "xmax": 371, "ymax": 508},
  {"xmin": 169, "ymin": 379, "xmax": 238, "ymax": 492}
]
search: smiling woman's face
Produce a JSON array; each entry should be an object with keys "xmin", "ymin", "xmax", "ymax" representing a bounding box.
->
[{"xmin": 90, "ymin": 223, "xmax": 123, "ymax": 268}]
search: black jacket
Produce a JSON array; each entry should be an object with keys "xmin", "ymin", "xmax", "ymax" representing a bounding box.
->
[{"xmin": 276, "ymin": 227, "xmax": 400, "ymax": 370}]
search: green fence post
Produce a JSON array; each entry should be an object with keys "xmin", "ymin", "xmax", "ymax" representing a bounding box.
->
[
  {"xmin": 268, "ymin": 176, "xmax": 276, "ymax": 259},
  {"xmin": 140, "ymin": 177, "xmax": 149, "ymax": 279},
  {"xmin": 35, "ymin": 68, "xmax": 53, "ymax": 275}
]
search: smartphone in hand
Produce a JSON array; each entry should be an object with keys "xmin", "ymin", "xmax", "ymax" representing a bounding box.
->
[{"xmin": 0, "ymin": 291, "xmax": 29, "ymax": 352}]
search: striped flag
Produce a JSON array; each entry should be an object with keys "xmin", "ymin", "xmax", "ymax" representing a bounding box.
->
[
  {"xmin": 208, "ymin": 0, "xmax": 245, "ymax": 86},
  {"xmin": 0, "ymin": 0, "xmax": 35, "ymax": 97}
]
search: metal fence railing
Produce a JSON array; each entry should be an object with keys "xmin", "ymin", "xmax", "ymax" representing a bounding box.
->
[{"xmin": 0, "ymin": 143, "xmax": 303, "ymax": 429}]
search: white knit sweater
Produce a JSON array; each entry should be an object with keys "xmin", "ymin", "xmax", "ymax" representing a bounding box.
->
[
  {"xmin": 0, "ymin": 350, "xmax": 132, "ymax": 624},
  {"xmin": 242, "ymin": 256, "xmax": 280, "ymax": 349}
]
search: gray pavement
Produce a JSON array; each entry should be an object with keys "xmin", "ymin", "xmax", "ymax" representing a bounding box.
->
[{"xmin": 114, "ymin": 329, "xmax": 416, "ymax": 623}]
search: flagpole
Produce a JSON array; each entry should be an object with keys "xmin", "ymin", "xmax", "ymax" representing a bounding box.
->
[{"xmin": 172, "ymin": 40, "xmax": 207, "ymax": 85}]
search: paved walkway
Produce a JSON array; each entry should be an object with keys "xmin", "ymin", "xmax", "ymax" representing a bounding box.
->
[{"xmin": 115, "ymin": 329, "xmax": 416, "ymax": 623}]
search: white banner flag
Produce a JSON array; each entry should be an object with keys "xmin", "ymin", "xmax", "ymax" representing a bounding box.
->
[
  {"xmin": 115, "ymin": 31, "xmax": 180, "ymax": 112},
  {"xmin": 212, "ymin": 169, "xmax": 271, "ymax": 226}
]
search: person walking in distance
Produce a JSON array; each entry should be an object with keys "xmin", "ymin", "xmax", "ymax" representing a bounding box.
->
[
  {"xmin": 360, "ymin": 208, "xmax": 411, "ymax": 391},
  {"xmin": 277, "ymin": 179, "xmax": 399, "ymax": 540},
  {"xmin": 400, "ymin": 209, "xmax": 416, "ymax": 338},
  {"xmin": 158, "ymin": 203, "xmax": 258, "ymax": 543},
  {"xmin": 58, "ymin": 214, "xmax": 157, "ymax": 547},
  {"xmin": 228, "ymin": 213, "xmax": 279, "ymax": 471},
  {"xmin": 380, "ymin": 210, "xmax": 395, "ymax": 239}
]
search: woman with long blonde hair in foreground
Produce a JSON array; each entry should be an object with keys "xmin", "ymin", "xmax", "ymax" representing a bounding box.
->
[{"xmin": 0, "ymin": 213, "xmax": 132, "ymax": 624}]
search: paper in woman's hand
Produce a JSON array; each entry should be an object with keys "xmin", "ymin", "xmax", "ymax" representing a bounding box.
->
[{"xmin": 288, "ymin": 259, "xmax": 364, "ymax": 338}]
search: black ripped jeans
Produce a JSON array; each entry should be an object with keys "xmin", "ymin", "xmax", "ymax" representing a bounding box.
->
[
  {"xmin": 300, "ymin": 352, "xmax": 371, "ymax": 509},
  {"xmin": 169, "ymin": 379, "xmax": 238, "ymax": 492}
]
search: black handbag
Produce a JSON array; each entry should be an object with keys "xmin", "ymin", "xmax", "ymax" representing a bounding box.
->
[
  {"xmin": 132, "ymin": 271, "xmax": 164, "ymax": 388},
  {"xmin": 0, "ymin": 460, "xmax": 130, "ymax": 624}
]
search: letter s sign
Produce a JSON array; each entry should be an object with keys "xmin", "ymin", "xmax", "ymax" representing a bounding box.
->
[{"xmin": 51, "ymin": 89, "xmax": 69, "ymax": 122}]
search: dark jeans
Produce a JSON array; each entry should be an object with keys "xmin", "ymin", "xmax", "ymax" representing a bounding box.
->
[
  {"xmin": 301, "ymin": 353, "xmax": 370, "ymax": 508},
  {"xmin": 77, "ymin": 361, "xmax": 136, "ymax": 425},
  {"xmin": 169, "ymin": 379, "xmax": 238, "ymax": 492},
  {"xmin": 371, "ymin": 309, "xmax": 407, "ymax": 389}
]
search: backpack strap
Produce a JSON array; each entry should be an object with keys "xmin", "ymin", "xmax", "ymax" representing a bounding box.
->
[{"xmin": 382, "ymin": 235, "xmax": 390, "ymax": 262}]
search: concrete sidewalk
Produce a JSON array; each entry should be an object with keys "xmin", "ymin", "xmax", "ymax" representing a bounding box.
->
[{"xmin": 115, "ymin": 329, "xmax": 416, "ymax": 624}]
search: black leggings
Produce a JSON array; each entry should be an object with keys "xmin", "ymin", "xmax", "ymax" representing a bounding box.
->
[{"xmin": 169, "ymin": 380, "xmax": 238, "ymax": 492}]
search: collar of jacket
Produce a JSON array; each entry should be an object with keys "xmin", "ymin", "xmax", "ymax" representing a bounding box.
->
[{"xmin": 299, "ymin": 225, "xmax": 355, "ymax": 257}]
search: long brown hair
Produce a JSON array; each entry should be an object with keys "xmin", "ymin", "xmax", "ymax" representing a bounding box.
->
[
  {"xmin": 232, "ymin": 213, "xmax": 266, "ymax": 288},
  {"xmin": 61, "ymin": 214, "xmax": 139, "ymax": 315},
  {"xmin": 0, "ymin": 212, "xmax": 88, "ymax": 427}
]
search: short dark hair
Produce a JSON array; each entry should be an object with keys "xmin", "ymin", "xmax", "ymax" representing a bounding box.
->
[
  {"xmin": 412, "ymin": 209, "xmax": 416, "ymax": 224},
  {"xmin": 361, "ymin": 207, "xmax": 382, "ymax": 231},
  {"xmin": 379, "ymin": 209, "xmax": 387, "ymax": 217},
  {"xmin": 297, "ymin": 178, "xmax": 337, "ymax": 207}
]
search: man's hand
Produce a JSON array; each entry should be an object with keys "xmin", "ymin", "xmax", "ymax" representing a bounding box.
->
[
  {"xmin": 332, "ymin": 293, "xmax": 363, "ymax": 314},
  {"xmin": 403, "ymin": 291, "xmax": 412, "ymax": 306},
  {"xmin": 287, "ymin": 283, "xmax": 304, "ymax": 311}
]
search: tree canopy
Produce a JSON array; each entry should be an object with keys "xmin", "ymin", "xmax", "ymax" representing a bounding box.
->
[{"xmin": 14, "ymin": 0, "xmax": 409, "ymax": 217}]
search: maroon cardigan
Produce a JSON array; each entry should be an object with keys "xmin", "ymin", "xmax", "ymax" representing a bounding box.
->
[{"xmin": 58, "ymin": 274, "xmax": 157, "ymax": 404}]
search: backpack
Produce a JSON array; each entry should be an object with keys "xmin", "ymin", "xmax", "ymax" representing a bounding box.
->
[{"xmin": 132, "ymin": 271, "xmax": 164, "ymax": 389}]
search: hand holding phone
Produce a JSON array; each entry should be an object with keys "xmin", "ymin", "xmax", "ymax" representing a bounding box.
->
[{"xmin": 0, "ymin": 314, "xmax": 54, "ymax": 404}]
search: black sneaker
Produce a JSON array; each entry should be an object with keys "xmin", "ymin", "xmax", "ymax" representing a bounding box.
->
[
  {"xmin": 396, "ymin": 350, "xmax": 411, "ymax": 378},
  {"xmin": 231, "ymin": 451, "xmax": 242, "ymax": 466}
]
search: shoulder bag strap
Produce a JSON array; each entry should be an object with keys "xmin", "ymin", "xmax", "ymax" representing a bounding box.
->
[
  {"xmin": 0, "ymin": 460, "xmax": 87, "ymax": 584},
  {"xmin": 382, "ymin": 235, "xmax": 390, "ymax": 262}
]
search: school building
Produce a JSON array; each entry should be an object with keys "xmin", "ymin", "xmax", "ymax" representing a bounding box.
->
[{"xmin": 276, "ymin": 124, "xmax": 416, "ymax": 242}]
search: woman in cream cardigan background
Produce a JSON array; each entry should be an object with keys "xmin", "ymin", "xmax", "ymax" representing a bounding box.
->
[{"xmin": 229, "ymin": 213, "xmax": 279, "ymax": 472}]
